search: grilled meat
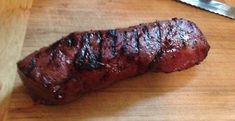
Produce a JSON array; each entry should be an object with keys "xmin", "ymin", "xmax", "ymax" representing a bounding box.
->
[{"xmin": 17, "ymin": 18, "xmax": 210, "ymax": 105}]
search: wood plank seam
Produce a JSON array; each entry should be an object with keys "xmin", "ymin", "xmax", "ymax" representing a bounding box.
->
[{"xmin": 0, "ymin": 0, "xmax": 34, "ymax": 121}]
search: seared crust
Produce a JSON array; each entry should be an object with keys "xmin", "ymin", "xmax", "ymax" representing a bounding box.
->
[{"xmin": 17, "ymin": 18, "xmax": 210, "ymax": 104}]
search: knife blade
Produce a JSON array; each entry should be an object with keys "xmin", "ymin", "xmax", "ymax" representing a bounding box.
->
[{"xmin": 177, "ymin": 0, "xmax": 235, "ymax": 19}]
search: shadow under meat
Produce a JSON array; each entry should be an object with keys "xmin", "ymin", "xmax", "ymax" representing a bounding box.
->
[{"xmin": 9, "ymin": 67, "xmax": 196, "ymax": 120}]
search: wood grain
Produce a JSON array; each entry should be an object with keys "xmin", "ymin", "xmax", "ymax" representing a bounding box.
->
[
  {"xmin": 0, "ymin": 0, "xmax": 33, "ymax": 121},
  {"xmin": 3, "ymin": 0, "xmax": 235, "ymax": 121}
]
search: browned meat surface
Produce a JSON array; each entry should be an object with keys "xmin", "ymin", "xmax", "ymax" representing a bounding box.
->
[{"xmin": 17, "ymin": 18, "xmax": 210, "ymax": 105}]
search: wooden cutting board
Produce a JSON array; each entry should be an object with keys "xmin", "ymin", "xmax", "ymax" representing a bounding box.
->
[{"xmin": 1, "ymin": 0, "xmax": 235, "ymax": 121}]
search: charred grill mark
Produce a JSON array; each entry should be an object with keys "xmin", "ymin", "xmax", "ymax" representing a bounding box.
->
[
  {"xmin": 67, "ymin": 34, "xmax": 76, "ymax": 47},
  {"xmin": 166, "ymin": 21, "xmax": 178, "ymax": 50},
  {"xmin": 158, "ymin": 23, "xmax": 162, "ymax": 42},
  {"xmin": 143, "ymin": 26, "xmax": 150, "ymax": 38},
  {"xmin": 75, "ymin": 32, "xmax": 104, "ymax": 70},
  {"xmin": 173, "ymin": 19, "xmax": 188, "ymax": 48},
  {"xmin": 122, "ymin": 31, "xmax": 128, "ymax": 54},
  {"xmin": 133, "ymin": 28, "xmax": 139, "ymax": 53},
  {"xmin": 143, "ymin": 26, "xmax": 150, "ymax": 48},
  {"xmin": 83, "ymin": 32, "xmax": 90, "ymax": 48},
  {"xmin": 149, "ymin": 22, "xmax": 163, "ymax": 69},
  {"xmin": 160, "ymin": 21, "xmax": 175, "ymax": 53},
  {"xmin": 166, "ymin": 23, "xmax": 174, "ymax": 43},
  {"xmin": 16, "ymin": 18, "xmax": 210, "ymax": 105},
  {"xmin": 23, "ymin": 57, "xmax": 37, "ymax": 76},
  {"xmin": 109, "ymin": 30, "xmax": 117, "ymax": 56},
  {"xmin": 153, "ymin": 22, "xmax": 161, "ymax": 43},
  {"xmin": 74, "ymin": 32, "xmax": 90, "ymax": 70},
  {"xmin": 97, "ymin": 31, "xmax": 102, "ymax": 61},
  {"xmin": 157, "ymin": 22, "xmax": 163, "ymax": 57},
  {"xmin": 88, "ymin": 32, "xmax": 105, "ymax": 68},
  {"xmin": 86, "ymin": 33, "xmax": 100, "ymax": 68}
]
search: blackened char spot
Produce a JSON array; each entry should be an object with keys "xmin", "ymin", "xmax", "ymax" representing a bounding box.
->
[
  {"xmin": 157, "ymin": 49, "xmax": 163, "ymax": 57},
  {"xmin": 67, "ymin": 33, "xmax": 76, "ymax": 47},
  {"xmin": 182, "ymin": 41, "xmax": 187, "ymax": 48},
  {"xmin": 75, "ymin": 32, "xmax": 104, "ymax": 70},
  {"xmin": 109, "ymin": 30, "xmax": 117, "ymax": 56},
  {"xmin": 172, "ymin": 17, "xmax": 178, "ymax": 21},
  {"xmin": 22, "ymin": 56, "xmax": 37, "ymax": 76}
]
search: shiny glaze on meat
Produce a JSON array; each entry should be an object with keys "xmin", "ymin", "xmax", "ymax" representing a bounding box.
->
[{"xmin": 17, "ymin": 18, "xmax": 210, "ymax": 104}]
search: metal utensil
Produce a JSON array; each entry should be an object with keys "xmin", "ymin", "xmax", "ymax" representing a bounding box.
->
[{"xmin": 177, "ymin": 0, "xmax": 235, "ymax": 19}]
